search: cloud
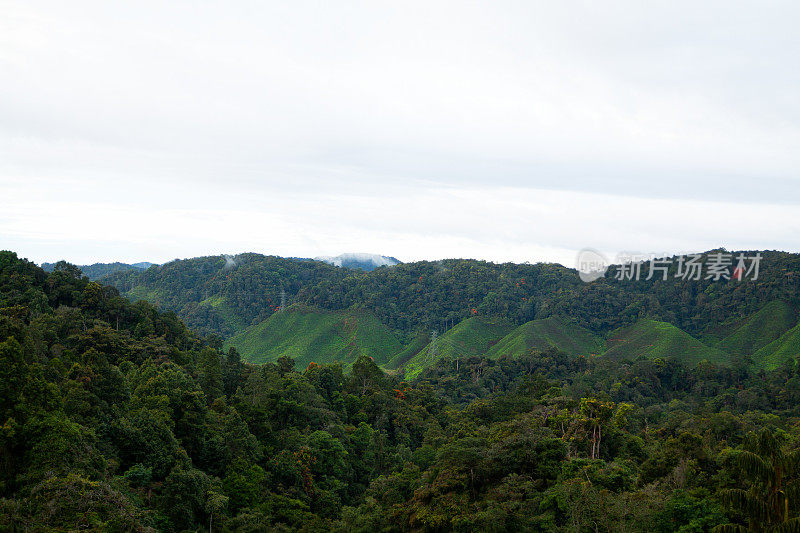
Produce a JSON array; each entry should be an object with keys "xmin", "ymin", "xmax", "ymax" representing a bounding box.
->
[
  {"xmin": 1, "ymin": 1, "xmax": 799, "ymax": 264},
  {"xmin": 3, "ymin": 177, "xmax": 798, "ymax": 266}
]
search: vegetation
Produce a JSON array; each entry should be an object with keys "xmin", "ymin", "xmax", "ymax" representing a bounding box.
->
[
  {"xmin": 223, "ymin": 304, "xmax": 402, "ymax": 368},
  {"xmin": 715, "ymin": 429, "xmax": 800, "ymax": 532},
  {"xmin": 486, "ymin": 316, "xmax": 605, "ymax": 360},
  {"xmin": 753, "ymin": 323, "xmax": 800, "ymax": 371},
  {"xmin": 716, "ymin": 300, "xmax": 797, "ymax": 358},
  {"xmin": 101, "ymin": 251, "xmax": 800, "ymax": 379},
  {"xmin": 105, "ymin": 254, "xmax": 346, "ymax": 337},
  {"xmin": 5, "ymin": 249, "xmax": 800, "ymax": 531},
  {"xmin": 42, "ymin": 261, "xmax": 154, "ymax": 280},
  {"xmin": 384, "ymin": 331, "xmax": 431, "ymax": 371},
  {"xmin": 105, "ymin": 251, "xmax": 800, "ymax": 364},
  {"xmin": 603, "ymin": 318, "xmax": 728, "ymax": 366},
  {"xmin": 400, "ymin": 316, "xmax": 516, "ymax": 379}
]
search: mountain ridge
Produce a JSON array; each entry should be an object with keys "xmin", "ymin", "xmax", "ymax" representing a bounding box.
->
[{"xmin": 41, "ymin": 260, "xmax": 155, "ymax": 280}]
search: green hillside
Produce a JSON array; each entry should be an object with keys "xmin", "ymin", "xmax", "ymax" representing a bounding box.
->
[
  {"xmin": 126, "ymin": 285, "xmax": 166, "ymax": 305},
  {"xmin": 224, "ymin": 304, "xmax": 402, "ymax": 368},
  {"xmin": 108, "ymin": 254, "xmax": 346, "ymax": 337},
  {"xmin": 385, "ymin": 331, "xmax": 431, "ymax": 370},
  {"xmin": 486, "ymin": 316, "xmax": 605, "ymax": 359},
  {"xmin": 717, "ymin": 300, "xmax": 797, "ymax": 357},
  {"xmin": 603, "ymin": 319, "xmax": 728, "ymax": 365},
  {"xmin": 402, "ymin": 316, "xmax": 516, "ymax": 379},
  {"xmin": 752, "ymin": 323, "xmax": 800, "ymax": 370},
  {"xmin": 197, "ymin": 294, "xmax": 250, "ymax": 332}
]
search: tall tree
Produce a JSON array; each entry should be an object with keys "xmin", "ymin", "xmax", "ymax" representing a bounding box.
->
[
  {"xmin": 199, "ymin": 347, "xmax": 223, "ymax": 402},
  {"xmin": 715, "ymin": 429, "xmax": 800, "ymax": 532}
]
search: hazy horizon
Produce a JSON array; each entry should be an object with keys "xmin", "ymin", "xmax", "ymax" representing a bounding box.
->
[{"xmin": 26, "ymin": 246, "xmax": 797, "ymax": 274}]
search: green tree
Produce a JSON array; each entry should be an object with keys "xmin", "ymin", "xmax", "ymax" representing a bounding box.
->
[
  {"xmin": 206, "ymin": 489, "xmax": 229, "ymax": 532},
  {"xmin": 715, "ymin": 429, "xmax": 800, "ymax": 532},
  {"xmin": 223, "ymin": 346, "xmax": 243, "ymax": 397},
  {"xmin": 199, "ymin": 347, "xmax": 224, "ymax": 402},
  {"xmin": 347, "ymin": 356, "xmax": 385, "ymax": 395},
  {"xmin": 580, "ymin": 398, "xmax": 615, "ymax": 460},
  {"xmin": 160, "ymin": 466, "xmax": 210, "ymax": 531}
]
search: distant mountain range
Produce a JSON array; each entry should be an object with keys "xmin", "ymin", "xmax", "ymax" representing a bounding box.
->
[
  {"xmin": 98, "ymin": 249, "xmax": 800, "ymax": 376},
  {"xmin": 315, "ymin": 253, "xmax": 401, "ymax": 271},
  {"xmin": 41, "ymin": 261, "xmax": 155, "ymax": 280},
  {"xmin": 40, "ymin": 252, "xmax": 396, "ymax": 282}
]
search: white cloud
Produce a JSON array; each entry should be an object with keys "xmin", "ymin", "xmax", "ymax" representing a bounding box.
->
[
  {"xmin": 1, "ymin": 1, "xmax": 799, "ymax": 265},
  {"xmin": 3, "ymin": 177, "xmax": 798, "ymax": 266}
]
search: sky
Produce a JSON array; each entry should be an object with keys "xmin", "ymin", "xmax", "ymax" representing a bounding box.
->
[{"xmin": 2, "ymin": 1, "xmax": 799, "ymax": 268}]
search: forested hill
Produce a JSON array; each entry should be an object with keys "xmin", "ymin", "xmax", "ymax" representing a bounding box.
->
[
  {"xmin": 104, "ymin": 254, "xmax": 347, "ymax": 337},
  {"xmin": 42, "ymin": 261, "xmax": 155, "ymax": 281},
  {"xmin": 105, "ymin": 250, "xmax": 800, "ymax": 341},
  {"xmin": 7, "ymin": 249, "xmax": 800, "ymax": 531}
]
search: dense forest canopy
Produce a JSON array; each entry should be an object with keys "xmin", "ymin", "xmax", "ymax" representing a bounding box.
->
[
  {"xmin": 3, "ymin": 249, "xmax": 800, "ymax": 531},
  {"xmin": 42, "ymin": 261, "xmax": 155, "ymax": 281}
]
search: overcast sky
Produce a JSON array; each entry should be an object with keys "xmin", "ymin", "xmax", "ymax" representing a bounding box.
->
[{"xmin": 2, "ymin": 1, "xmax": 799, "ymax": 267}]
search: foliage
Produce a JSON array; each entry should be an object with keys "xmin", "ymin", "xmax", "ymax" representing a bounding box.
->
[
  {"xmin": 3, "ymin": 249, "xmax": 800, "ymax": 531},
  {"xmin": 715, "ymin": 430, "xmax": 800, "ymax": 532},
  {"xmin": 224, "ymin": 304, "xmax": 402, "ymax": 367}
]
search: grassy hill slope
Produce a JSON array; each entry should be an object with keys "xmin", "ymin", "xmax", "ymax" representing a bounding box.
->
[
  {"xmin": 385, "ymin": 331, "xmax": 431, "ymax": 371},
  {"xmin": 224, "ymin": 304, "xmax": 402, "ymax": 368},
  {"xmin": 717, "ymin": 300, "xmax": 797, "ymax": 357},
  {"xmin": 752, "ymin": 323, "xmax": 800, "ymax": 370},
  {"xmin": 603, "ymin": 319, "xmax": 728, "ymax": 365},
  {"xmin": 486, "ymin": 316, "xmax": 604, "ymax": 359},
  {"xmin": 402, "ymin": 316, "xmax": 516, "ymax": 379}
]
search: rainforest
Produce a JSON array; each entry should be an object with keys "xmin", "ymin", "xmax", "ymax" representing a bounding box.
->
[{"xmin": 2, "ymin": 249, "xmax": 800, "ymax": 532}]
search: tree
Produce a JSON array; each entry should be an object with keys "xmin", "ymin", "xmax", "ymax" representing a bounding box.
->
[
  {"xmin": 223, "ymin": 347, "xmax": 243, "ymax": 397},
  {"xmin": 715, "ymin": 429, "xmax": 800, "ymax": 532},
  {"xmin": 206, "ymin": 489, "xmax": 229, "ymax": 532},
  {"xmin": 199, "ymin": 347, "xmax": 223, "ymax": 402},
  {"xmin": 160, "ymin": 466, "xmax": 210, "ymax": 531},
  {"xmin": 580, "ymin": 398, "xmax": 615, "ymax": 460},
  {"xmin": 347, "ymin": 356, "xmax": 385, "ymax": 396}
]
